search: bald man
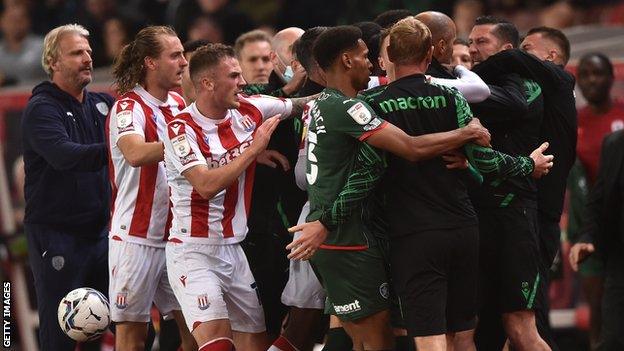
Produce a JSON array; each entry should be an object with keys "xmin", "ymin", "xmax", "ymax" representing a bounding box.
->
[
  {"xmin": 270, "ymin": 27, "xmax": 306, "ymax": 96},
  {"xmin": 408, "ymin": 13, "xmax": 490, "ymax": 102},
  {"xmin": 415, "ymin": 11, "xmax": 457, "ymax": 79}
]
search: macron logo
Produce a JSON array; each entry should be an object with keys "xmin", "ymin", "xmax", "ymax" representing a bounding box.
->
[
  {"xmin": 119, "ymin": 101, "xmax": 129, "ymax": 110},
  {"xmin": 170, "ymin": 124, "xmax": 181, "ymax": 135},
  {"xmin": 333, "ymin": 300, "xmax": 361, "ymax": 314}
]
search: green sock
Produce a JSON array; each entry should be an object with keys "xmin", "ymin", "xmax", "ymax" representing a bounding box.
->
[{"xmin": 322, "ymin": 327, "xmax": 353, "ymax": 351}]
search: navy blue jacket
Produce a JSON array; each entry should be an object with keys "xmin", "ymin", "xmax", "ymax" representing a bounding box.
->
[{"xmin": 22, "ymin": 81, "xmax": 114, "ymax": 236}]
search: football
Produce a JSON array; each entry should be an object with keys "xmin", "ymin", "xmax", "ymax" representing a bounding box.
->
[{"xmin": 57, "ymin": 287, "xmax": 110, "ymax": 342}]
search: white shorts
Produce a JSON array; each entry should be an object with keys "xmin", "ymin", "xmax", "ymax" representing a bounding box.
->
[
  {"xmin": 166, "ymin": 242, "xmax": 265, "ymax": 333},
  {"xmin": 281, "ymin": 201, "xmax": 326, "ymax": 309},
  {"xmin": 109, "ymin": 240, "xmax": 180, "ymax": 323}
]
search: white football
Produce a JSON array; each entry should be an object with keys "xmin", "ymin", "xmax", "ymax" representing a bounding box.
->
[{"xmin": 57, "ymin": 287, "xmax": 110, "ymax": 341}]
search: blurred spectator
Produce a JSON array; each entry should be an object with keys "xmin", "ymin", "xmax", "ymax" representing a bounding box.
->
[
  {"xmin": 102, "ymin": 16, "xmax": 136, "ymax": 66},
  {"xmin": 373, "ymin": 9, "xmax": 414, "ymax": 28},
  {"xmin": 570, "ymin": 52, "xmax": 624, "ymax": 350},
  {"xmin": 77, "ymin": 0, "xmax": 118, "ymax": 67},
  {"xmin": 234, "ymin": 29, "xmax": 273, "ymax": 84},
  {"xmin": 540, "ymin": 1, "xmax": 575, "ymax": 29},
  {"xmin": 353, "ymin": 21, "xmax": 384, "ymax": 76},
  {"xmin": 0, "ymin": 4, "xmax": 46, "ymax": 86},
  {"xmin": 12, "ymin": 156, "xmax": 25, "ymax": 230},
  {"xmin": 174, "ymin": 0, "xmax": 255, "ymax": 44},
  {"xmin": 453, "ymin": 0, "xmax": 484, "ymax": 39},
  {"xmin": 186, "ymin": 14, "xmax": 223, "ymax": 43},
  {"xmin": 452, "ymin": 38, "xmax": 473, "ymax": 69}
]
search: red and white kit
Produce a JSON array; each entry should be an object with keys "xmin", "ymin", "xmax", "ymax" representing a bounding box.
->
[
  {"xmin": 164, "ymin": 94, "xmax": 292, "ymax": 332},
  {"xmin": 107, "ymin": 85, "xmax": 185, "ymax": 322}
]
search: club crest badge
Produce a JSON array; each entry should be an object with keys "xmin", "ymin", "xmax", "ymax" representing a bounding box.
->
[
  {"xmin": 197, "ymin": 294, "xmax": 210, "ymax": 310},
  {"xmin": 115, "ymin": 292, "xmax": 128, "ymax": 309},
  {"xmin": 241, "ymin": 115, "xmax": 256, "ymax": 132}
]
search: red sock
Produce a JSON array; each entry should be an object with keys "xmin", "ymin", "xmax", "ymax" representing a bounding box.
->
[
  {"xmin": 269, "ymin": 335, "xmax": 298, "ymax": 351},
  {"xmin": 198, "ymin": 337, "xmax": 235, "ymax": 351}
]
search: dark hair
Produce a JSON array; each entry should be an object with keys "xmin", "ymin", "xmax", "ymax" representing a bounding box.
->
[
  {"xmin": 313, "ymin": 26, "xmax": 362, "ymax": 71},
  {"xmin": 453, "ymin": 37, "xmax": 469, "ymax": 47},
  {"xmin": 189, "ymin": 43, "xmax": 236, "ymax": 82},
  {"xmin": 354, "ymin": 21, "xmax": 383, "ymax": 75},
  {"xmin": 579, "ymin": 52, "xmax": 614, "ymax": 77},
  {"xmin": 374, "ymin": 9, "xmax": 414, "ymax": 28},
  {"xmin": 474, "ymin": 15, "xmax": 519, "ymax": 48},
  {"xmin": 294, "ymin": 26, "xmax": 328, "ymax": 73},
  {"xmin": 184, "ymin": 39, "xmax": 211, "ymax": 54},
  {"xmin": 527, "ymin": 26, "xmax": 571, "ymax": 65},
  {"xmin": 113, "ymin": 26, "xmax": 178, "ymax": 94}
]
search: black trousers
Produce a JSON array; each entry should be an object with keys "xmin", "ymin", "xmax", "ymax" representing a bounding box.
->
[
  {"xmin": 26, "ymin": 224, "xmax": 108, "ymax": 351},
  {"xmin": 536, "ymin": 216, "xmax": 561, "ymax": 351},
  {"xmin": 598, "ymin": 242, "xmax": 624, "ymax": 350}
]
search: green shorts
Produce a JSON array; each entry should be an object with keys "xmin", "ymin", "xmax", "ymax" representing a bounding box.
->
[
  {"xmin": 311, "ymin": 243, "xmax": 390, "ymax": 322},
  {"xmin": 578, "ymin": 254, "xmax": 605, "ymax": 277}
]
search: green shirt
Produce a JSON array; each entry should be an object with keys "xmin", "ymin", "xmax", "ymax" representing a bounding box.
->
[{"xmin": 306, "ymin": 88, "xmax": 387, "ymax": 247}]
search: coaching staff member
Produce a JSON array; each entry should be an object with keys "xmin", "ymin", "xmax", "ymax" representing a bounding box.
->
[{"xmin": 22, "ymin": 24, "xmax": 113, "ymax": 350}]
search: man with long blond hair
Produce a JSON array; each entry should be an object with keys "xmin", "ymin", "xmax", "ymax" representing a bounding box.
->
[{"xmin": 107, "ymin": 25, "xmax": 196, "ymax": 351}]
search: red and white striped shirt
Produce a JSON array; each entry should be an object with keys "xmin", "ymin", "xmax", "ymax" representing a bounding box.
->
[
  {"xmin": 107, "ymin": 85, "xmax": 186, "ymax": 247},
  {"xmin": 164, "ymin": 94, "xmax": 292, "ymax": 245}
]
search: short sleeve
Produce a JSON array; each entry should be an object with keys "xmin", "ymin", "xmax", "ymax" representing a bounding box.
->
[
  {"xmin": 242, "ymin": 94, "xmax": 293, "ymax": 121},
  {"xmin": 111, "ymin": 99, "xmax": 146, "ymax": 141},
  {"xmin": 164, "ymin": 120, "xmax": 206, "ymax": 174},
  {"xmin": 331, "ymin": 98, "xmax": 387, "ymax": 141}
]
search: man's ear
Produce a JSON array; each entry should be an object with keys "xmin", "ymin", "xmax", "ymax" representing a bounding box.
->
[
  {"xmin": 269, "ymin": 50, "xmax": 279, "ymax": 67},
  {"xmin": 341, "ymin": 52, "xmax": 353, "ymax": 69},
  {"xmin": 436, "ymin": 38, "xmax": 446, "ymax": 58},
  {"xmin": 547, "ymin": 49, "xmax": 558, "ymax": 63},
  {"xmin": 48, "ymin": 56, "xmax": 59, "ymax": 73},
  {"xmin": 144, "ymin": 56, "xmax": 156, "ymax": 71},
  {"xmin": 501, "ymin": 42, "xmax": 514, "ymax": 51},
  {"xmin": 201, "ymin": 75, "xmax": 215, "ymax": 91}
]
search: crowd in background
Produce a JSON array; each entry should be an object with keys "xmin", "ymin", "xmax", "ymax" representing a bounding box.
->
[{"xmin": 0, "ymin": 0, "xmax": 624, "ymax": 87}]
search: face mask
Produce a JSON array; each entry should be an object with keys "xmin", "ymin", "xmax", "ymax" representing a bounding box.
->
[
  {"xmin": 278, "ymin": 54, "xmax": 294, "ymax": 83},
  {"xmin": 283, "ymin": 65, "xmax": 294, "ymax": 83}
]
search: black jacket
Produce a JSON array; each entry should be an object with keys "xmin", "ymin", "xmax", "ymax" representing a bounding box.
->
[
  {"xmin": 22, "ymin": 81, "xmax": 113, "ymax": 235},
  {"xmin": 579, "ymin": 130, "xmax": 624, "ymax": 259},
  {"xmin": 469, "ymin": 49, "xmax": 577, "ymax": 221},
  {"xmin": 426, "ymin": 57, "xmax": 456, "ymax": 79},
  {"xmin": 469, "ymin": 53, "xmax": 544, "ymax": 208}
]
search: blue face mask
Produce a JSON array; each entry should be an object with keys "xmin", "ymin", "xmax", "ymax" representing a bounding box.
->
[
  {"xmin": 283, "ymin": 65, "xmax": 294, "ymax": 83},
  {"xmin": 278, "ymin": 54, "xmax": 294, "ymax": 83}
]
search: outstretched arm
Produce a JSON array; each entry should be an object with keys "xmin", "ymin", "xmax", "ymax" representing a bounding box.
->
[{"xmin": 365, "ymin": 118, "xmax": 491, "ymax": 162}]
